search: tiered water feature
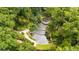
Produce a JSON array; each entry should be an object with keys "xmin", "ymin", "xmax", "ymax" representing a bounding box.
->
[
  {"xmin": 32, "ymin": 19, "xmax": 49, "ymax": 44},
  {"xmin": 19, "ymin": 18, "xmax": 50, "ymax": 50}
]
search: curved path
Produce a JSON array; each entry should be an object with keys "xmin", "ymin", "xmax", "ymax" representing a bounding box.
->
[
  {"xmin": 19, "ymin": 18, "xmax": 50, "ymax": 46},
  {"xmin": 19, "ymin": 29, "xmax": 37, "ymax": 46}
]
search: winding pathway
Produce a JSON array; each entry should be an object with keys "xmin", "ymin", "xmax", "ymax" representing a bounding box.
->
[{"xmin": 19, "ymin": 18, "xmax": 50, "ymax": 46}]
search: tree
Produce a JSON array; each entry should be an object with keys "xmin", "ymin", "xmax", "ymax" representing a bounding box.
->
[{"xmin": 0, "ymin": 7, "xmax": 36, "ymax": 51}]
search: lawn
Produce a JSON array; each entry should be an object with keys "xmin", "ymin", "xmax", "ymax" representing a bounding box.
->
[{"xmin": 35, "ymin": 43, "xmax": 56, "ymax": 50}]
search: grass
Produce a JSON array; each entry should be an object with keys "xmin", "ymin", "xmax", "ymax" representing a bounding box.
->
[{"xmin": 35, "ymin": 43, "xmax": 55, "ymax": 50}]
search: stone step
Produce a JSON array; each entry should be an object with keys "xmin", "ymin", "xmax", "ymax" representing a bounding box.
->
[{"xmin": 32, "ymin": 34, "xmax": 48, "ymax": 44}]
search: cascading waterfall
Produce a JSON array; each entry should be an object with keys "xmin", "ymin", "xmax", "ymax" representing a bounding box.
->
[
  {"xmin": 32, "ymin": 19, "xmax": 49, "ymax": 44},
  {"xmin": 19, "ymin": 18, "xmax": 50, "ymax": 46}
]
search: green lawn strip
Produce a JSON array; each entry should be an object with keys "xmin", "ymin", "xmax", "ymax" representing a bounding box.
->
[{"xmin": 35, "ymin": 43, "xmax": 53, "ymax": 50}]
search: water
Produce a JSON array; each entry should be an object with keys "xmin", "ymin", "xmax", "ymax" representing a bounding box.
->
[
  {"xmin": 32, "ymin": 34, "xmax": 48, "ymax": 44},
  {"xmin": 32, "ymin": 20, "xmax": 49, "ymax": 44}
]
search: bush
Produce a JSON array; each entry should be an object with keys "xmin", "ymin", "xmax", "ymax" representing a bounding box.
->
[{"xmin": 47, "ymin": 8, "xmax": 79, "ymax": 50}]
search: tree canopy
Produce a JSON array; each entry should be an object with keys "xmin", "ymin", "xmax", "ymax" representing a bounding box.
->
[{"xmin": 0, "ymin": 7, "xmax": 79, "ymax": 51}]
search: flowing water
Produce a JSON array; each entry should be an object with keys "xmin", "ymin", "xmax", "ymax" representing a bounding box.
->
[
  {"xmin": 32, "ymin": 19, "xmax": 49, "ymax": 44},
  {"xmin": 19, "ymin": 18, "xmax": 50, "ymax": 46}
]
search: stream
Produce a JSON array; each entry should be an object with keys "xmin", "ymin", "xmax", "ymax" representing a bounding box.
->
[
  {"xmin": 19, "ymin": 18, "xmax": 50, "ymax": 46},
  {"xmin": 32, "ymin": 19, "xmax": 49, "ymax": 44}
]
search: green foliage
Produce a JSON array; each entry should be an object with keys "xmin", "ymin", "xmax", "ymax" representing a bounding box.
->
[
  {"xmin": 0, "ymin": 27, "xmax": 17, "ymax": 50},
  {"xmin": 47, "ymin": 7, "xmax": 79, "ymax": 50},
  {"xmin": 1, "ymin": 7, "xmax": 79, "ymax": 51},
  {"xmin": 0, "ymin": 26, "xmax": 35, "ymax": 51},
  {"xmin": 0, "ymin": 7, "xmax": 46, "ymax": 51},
  {"xmin": 15, "ymin": 8, "xmax": 43, "ymax": 31},
  {"xmin": 16, "ymin": 40, "xmax": 36, "ymax": 51},
  {"xmin": 0, "ymin": 7, "xmax": 37, "ymax": 51}
]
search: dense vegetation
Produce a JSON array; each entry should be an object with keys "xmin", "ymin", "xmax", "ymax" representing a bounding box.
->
[
  {"xmin": 47, "ymin": 8, "xmax": 79, "ymax": 50},
  {"xmin": 0, "ymin": 7, "xmax": 79, "ymax": 51},
  {"xmin": 0, "ymin": 7, "xmax": 43, "ymax": 51}
]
